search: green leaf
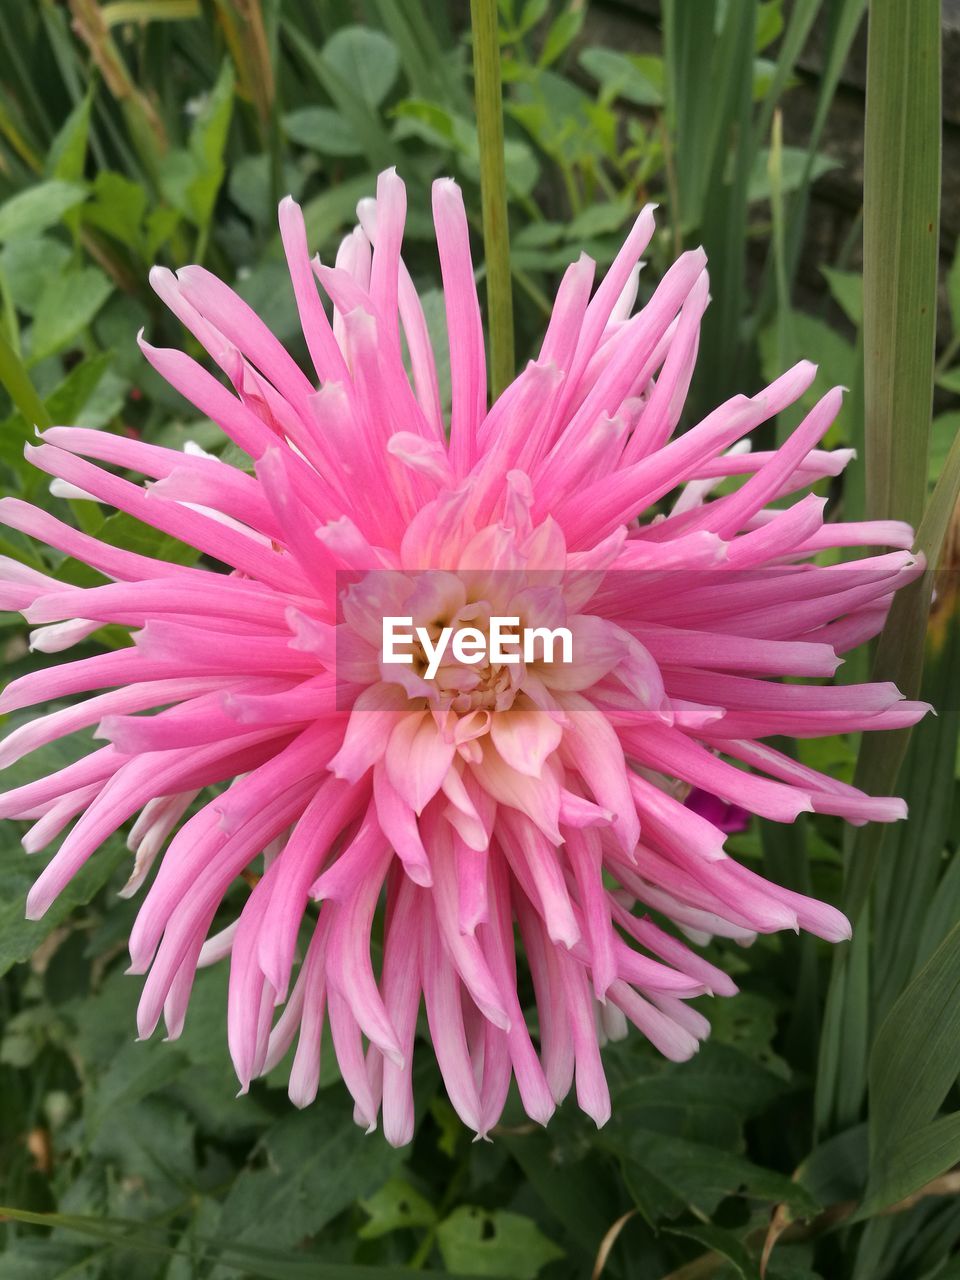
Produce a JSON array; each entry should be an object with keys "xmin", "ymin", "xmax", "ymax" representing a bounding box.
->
[
  {"xmin": 322, "ymin": 27, "xmax": 400, "ymax": 108},
  {"xmin": 188, "ymin": 59, "xmax": 235, "ymax": 233},
  {"xmin": 0, "ymin": 1204, "xmax": 470, "ymax": 1278},
  {"xmin": 0, "ymin": 325, "xmax": 51, "ymax": 437},
  {"xmin": 578, "ymin": 47, "xmax": 664, "ymax": 106},
  {"xmin": 747, "ymin": 148, "xmax": 838, "ymax": 204},
  {"xmin": 936, "ymin": 366, "xmax": 960, "ymax": 396},
  {"xmin": 755, "ymin": 0, "xmax": 785, "ymax": 51},
  {"xmin": 0, "ymin": 236, "xmax": 71, "ymax": 317},
  {"xmin": 284, "ymin": 22, "xmax": 395, "ymax": 173},
  {"xmin": 666, "ymin": 1222, "xmax": 760, "ymax": 1280},
  {"xmin": 0, "ymin": 181, "xmax": 88, "ymax": 242},
  {"xmin": 282, "ymin": 106, "xmax": 362, "ymax": 157},
  {"xmin": 795, "ymin": 1125, "xmax": 869, "ymax": 1208},
  {"xmin": 95, "ymin": 510, "xmax": 201, "ymax": 568},
  {"xmin": 83, "ymin": 171, "xmax": 149, "ymax": 250},
  {"xmin": 217, "ymin": 1101, "xmax": 406, "ymax": 1249},
  {"xmin": 84, "ymin": 1041, "xmax": 191, "ymax": 1140},
  {"xmin": 947, "ymin": 237, "xmax": 960, "ymax": 335},
  {"xmin": 498, "ymin": 1128, "xmax": 622, "ymax": 1257},
  {"xmin": 159, "ymin": 62, "xmax": 234, "ymax": 235},
  {"xmin": 863, "ymin": 1112, "xmax": 960, "ymax": 1215},
  {"xmin": 0, "ymin": 351, "xmax": 116, "ymax": 472},
  {"xmin": 565, "ymin": 199, "xmax": 633, "ymax": 240},
  {"xmin": 537, "ymin": 7, "xmax": 584, "ymax": 68},
  {"xmin": 867, "ymin": 919, "xmax": 960, "ymax": 1209},
  {"xmin": 930, "ymin": 412, "xmax": 960, "ymax": 484},
  {"xmin": 862, "ymin": 0, "xmax": 940, "ymax": 529},
  {"xmin": 300, "ymin": 173, "xmax": 380, "ymax": 250},
  {"xmin": 358, "ymin": 1175, "xmax": 436, "ymax": 1239},
  {"xmin": 822, "ymin": 267, "xmax": 863, "ymax": 328},
  {"xmin": 29, "ymin": 266, "xmax": 113, "ymax": 363},
  {"xmin": 436, "ymin": 1206, "xmax": 564, "ymax": 1278},
  {"xmin": 759, "ymin": 311, "xmax": 857, "ymax": 445},
  {"xmin": 0, "ymin": 831, "xmax": 126, "ymax": 980},
  {"xmin": 47, "ymin": 93, "xmax": 92, "ymax": 183},
  {"xmin": 601, "ymin": 1129, "xmax": 820, "ymax": 1220}
]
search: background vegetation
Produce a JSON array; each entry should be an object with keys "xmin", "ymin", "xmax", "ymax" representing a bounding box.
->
[{"xmin": 0, "ymin": 1, "xmax": 958, "ymax": 1276}]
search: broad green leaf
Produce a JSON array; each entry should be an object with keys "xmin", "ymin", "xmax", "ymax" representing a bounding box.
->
[
  {"xmin": 393, "ymin": 99, "xmax": 540, "ymax": 198},
  {"xmin": 436, "ymin": 1206, "xmax": 563, "ymax": 1278},
  {"xmin": 666, "ymin": 1222, "xmax": 759, "ymax": 1280},
  {"xmin": 822, "ymin": 267, "xmax": 863, "ymax": 328},
  {"xmin": 863, "ymin": 1112, "xmax": 960, "ymax": 1215},
  {"xmin": 930, "ymin": 412, "xmax": 960, "ymax": 485},
  {"xmin": 537, "ymin": 7, "xmax": 584, "ymax": 68},
  {"xmin": 0, "ymin": 181, "xmax": 88, "ymax": 241},
  {"xmin": 795, "ymin": 1124, "xmax": 869, "ymax": 1208},
  {"xmin": 84, "ymin": 1040, "xmax": 191, "ymax": 1141},
  {"xmin": 755, "ymin": 0, "xmax": 785, "ymax": 51},
  {"xmin": 600, "ymin": 1129, "xmax": 820, "ymax": 1220},
  {"xmin": 159, "ymin": 62, "xmax": 234, "ymax": 234},
  {"xmin": 566, "ymin": 199, "xmax": 633, "ymax": 240},
  {"xmin": 759, "ymin": 311, "xmax": 856, "ymax": 445},
  {"xmin": 228, "ymin": 154, "xmax": 304, "ymax": 231},
  {"xmin": 83, "ymin": 171, "xmax": 148, "ymax": 250},
  {"xmin": 285, "ymin": 23, "xmax": 395, "ymax": 173},
  {"xmin": 29, "ymin": 266, "xmax": 113, "ymax": 363},
  {"xmin": 282, "ymin": 106, "xmax": 362, "ymax": 157},
  {"xmin": 322, "ymin": 26, "xmax": 399, "ymax": 108},
  {"xmin": 0, "ymin": 236, "xmax": 71, "ymax": 317},
  {"xmin": 217, "ymin": 1101, "xmax": 406, "ymax": 1248},
  {"xmin": 0, "ymin": 1205, "xmax": 467, "ymax": 1277},
  {"xmin": 868, "ymin": 918, "xmax": 960, "ymax": 1204},
  {"xmin": 498, "ymin": 1128, "xmax": 619, "ymax": 1257},
  {"xmin": 95, "ymin": 510, "xmax": 201, "ymax": 568},
  {"xmin": 747, "ymin": 148, "xmax": 838, "ymax": 204},
  {"xmin": 871, "ymin": 600, "xmax": 960, "ymax": 1021},
  {"xmin": 516, "ymin": 0, "xmax": 550, "ymax": 37},
  {"xmin": 0, "ymin": 1239, "xmax": 92, "ymax": 1278},
  {"xmin": 358, "ymin": 1175, "xmax": 436, "ymax": 1239},
  {"xmin": 392, "ymin": 96, "xmax": 460, "ymax": 153},
  {"xmin": 578, "ymin": 47, "xmax": 664, "ymax": 106},
  {"xmin": 0, "ymin": 832, "xmax": 126, "ymax": 979},
  {"xmin": 936, "ymin": 366, "xmax": 960, "ymax": 396}
]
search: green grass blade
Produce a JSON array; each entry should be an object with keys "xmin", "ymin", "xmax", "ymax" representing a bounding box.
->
[
  {"xmin": 470, "ymin": 0, "xmax": 514, "ymax": 399},
  {"xmin": 862, "ymin": 0, "xmax": 941, "ymax": 528},
  {"xmin": 864, "ymin": 918, "xmax": 960, "ymax": 1211},
  {"xmin": 817, "ymin": 0, "xmax": 944, "ymax": 1141},
  {"xmin": 661, "ymin": 0, "xmax": 719, "ymax": 236},
  {"xmin": 783, "ymin": 0, "xmax": 867, "ymax": 281},
  {"xmin": 0, "ymin": 1205, "xmax": 471, "ymax": 1278},
  {"xmin": 0, "ymin": 325, "xmax": 51, "ymax": 431}
]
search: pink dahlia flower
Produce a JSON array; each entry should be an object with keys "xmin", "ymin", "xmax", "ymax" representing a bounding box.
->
[
  {"xmin": 0, "ymin": 170, "xmax": 926, "ymax": 1144},
  {"xmin": 684, "ymin": 788, "xmax": 752, "ymax": 835}
]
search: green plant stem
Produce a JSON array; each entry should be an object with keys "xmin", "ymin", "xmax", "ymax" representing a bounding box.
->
[{"xmin": 470, "ymin": 0, "xmax": 514, "ymax": 400}]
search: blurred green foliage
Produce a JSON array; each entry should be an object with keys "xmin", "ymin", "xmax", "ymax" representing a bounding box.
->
[{"xmin": 0, "ymin": 1, "xmax": 957, "ymax": 1277}]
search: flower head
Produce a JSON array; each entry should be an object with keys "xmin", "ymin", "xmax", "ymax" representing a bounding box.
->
[{"xmin": 0, "ymin": 169, "xmax": 926, "ymax": 1143}]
